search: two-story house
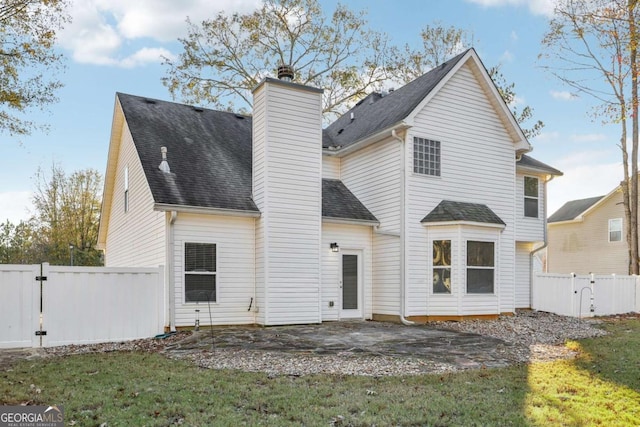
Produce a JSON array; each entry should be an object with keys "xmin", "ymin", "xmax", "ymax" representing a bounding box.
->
[
  {"xmin": 547, "ymin": 184, "xmax": 627, "ymax": 274},
  {"xmin": 97, "ymin": 48, "xmax": 562, "ymax": 329}
]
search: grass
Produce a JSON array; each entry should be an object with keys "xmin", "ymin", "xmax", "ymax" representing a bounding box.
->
[{"xmin": 1, "ymin": 319, "xmax": 639, "ymax": 426}]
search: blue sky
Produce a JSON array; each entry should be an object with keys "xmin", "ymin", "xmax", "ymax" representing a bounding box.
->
[{"xmin": 1, "ymin": 0, "xmax": 622, "ymax": 223}]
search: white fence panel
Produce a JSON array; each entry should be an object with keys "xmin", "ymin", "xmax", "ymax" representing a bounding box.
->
[
  {"xmin": 0, "ymin": 265, "xmax": 40, "ymax": 348},
  {"xmin": 42, "ymin": 265, "xmax": 165, "ymax": 347},
  {"xmin": 533, "ymin": 273, "xmax": 640, "ymax": 318}
]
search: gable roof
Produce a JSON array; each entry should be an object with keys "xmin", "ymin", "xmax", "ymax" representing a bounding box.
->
[
  {"xmin": 118, "ymin": 93, "xmax": 259, "ymax": 213},
  {"xmin": 421, "ymin": 200, "xmax": 505, "ymax": 226},
  {"xmin": 517, "ymin": 154, "xmax": 563, "ymax": 176},
  {"xmin": 325, "ymin": 50, "xmax": 468, "ymax": 150},
  {"xmin": 322, "ymin": 179, "xmax": 378, "ymax": 224},
  {"xmin": 548, "ymin": 196, "xmax": 606, "ymax": 223},
  {"xmin": 114, "ymin": 93, "xmax": 376, "ymax": 223}
]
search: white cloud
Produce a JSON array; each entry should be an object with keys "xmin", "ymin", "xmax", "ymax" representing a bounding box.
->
[
  {"xmin": 532, "ymin": 131, "xmax": 560, "ymax": 143},
  {"xmin": 466, "ymin": 0, "xmax": 557, "ymax": 17},
  {"xmin": 0, "ymin": 191, "xmax": 33, "ymax": 224},
  {"xmin": 59, "ymin": 0, "xmax": 260, "ymax": 67},
  {"xmin": 510, "ymin": 31, "xmax": 518, "ymax": 42},
  {"xmin": 550, "ymin": 90, "xmax": 576, "ymax": 101},
  {"xmin": 569, "ymin": 133, "xmax": 607, "ymax": 143},
  {"xmin": 500, "ymin": 50, "xmax": 514, "ymax": 62},
  {"xmin": 548, "ymin": 151, "xmax": 621, "ymax": 214},
  {"xmin": 119, "ymin": 47, "xmax": 176, "ymax": 68}
]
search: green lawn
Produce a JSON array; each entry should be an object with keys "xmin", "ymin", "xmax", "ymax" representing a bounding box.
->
[{"xmin": 2, "ymin": 318, "xmax": 639, "ymax": 426}]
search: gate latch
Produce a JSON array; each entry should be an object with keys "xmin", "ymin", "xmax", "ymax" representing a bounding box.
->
[
  {"xmin": 35, "ymin": 276, "xmax": 47, "ymax": 281},
  {"xmin": 34, "ymin": 331, "xmax": 47, "ymax": 336}
]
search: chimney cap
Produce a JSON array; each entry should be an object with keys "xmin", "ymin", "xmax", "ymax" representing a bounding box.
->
[{"xmin": 277, "ymin": 64, "xmax": 295, "ymax": 82}]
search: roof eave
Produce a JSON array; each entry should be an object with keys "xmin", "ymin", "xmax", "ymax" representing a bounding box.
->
[
  {"xmin": 322, "ymin": 217, "xmax": 380, "ymax": 227},
  {"xmin": 154, "ymin": 203, "xmax": 261, "ymax": 218},
  {"xmin": 421, "ymin": 220, "xmax": 506, "ymax": 230},
  {"xmin": 323, "ymin": 122, "xmax": 411, "ymax": 157},
  {"xmin": 517, "ymin": 165, "xmax": 564, "ymax": 178}
]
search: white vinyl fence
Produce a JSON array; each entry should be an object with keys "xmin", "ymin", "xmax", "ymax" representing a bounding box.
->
[
  {"xmin": 533, "ymin": 273, "xmax": 640, "ymax": 318},
  {"xmin": 1, "ymin": 263, "xmax": 165, "ymax": 348}
]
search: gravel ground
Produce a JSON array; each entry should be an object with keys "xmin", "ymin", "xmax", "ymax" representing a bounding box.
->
[{"xmin": 34, "ymin": 311, "xmax": 613, "ymax": 377}]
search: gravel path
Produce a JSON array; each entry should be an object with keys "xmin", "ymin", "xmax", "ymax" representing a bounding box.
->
[{"xmin": 31, "ymin": 311, "xmax": 613, "ymax": 377}]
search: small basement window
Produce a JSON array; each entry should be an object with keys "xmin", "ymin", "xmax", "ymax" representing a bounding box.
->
[
  {"xmin": 466, "ymin": 241, "xmax": 494, "ymax": 294},
  {"xmin": 413, "ymin": 137, "xmax": 441, "ymax": 176},
  {"xmin": 184, "ymin": 243, "xmax": 217, "ymax": 303},
  {"xmin": 524, "ymin": 176, "xmax": 538, "ymax": 218},
  {"xmin": 609, "ymin": 218, "xmax": 622, "ymax": 242}
]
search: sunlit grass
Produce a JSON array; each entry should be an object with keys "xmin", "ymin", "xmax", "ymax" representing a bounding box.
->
[{"xmin": 1, "ymin": 318, "xmax": 639, "ymax": 426}]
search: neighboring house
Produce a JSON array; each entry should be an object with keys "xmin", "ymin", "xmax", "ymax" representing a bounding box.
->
[
  {"xmin": 97, "ymin": 48, "xmax": 562, "ymax": 329},
  {"xmin": 547, "ymin": 185, "xmax": 627, "ymax": 274}
]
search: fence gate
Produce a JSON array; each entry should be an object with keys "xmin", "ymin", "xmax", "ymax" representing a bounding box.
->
[{"xmin": 1, "ymin": 263, "xmax": 164, "ymax": 349}]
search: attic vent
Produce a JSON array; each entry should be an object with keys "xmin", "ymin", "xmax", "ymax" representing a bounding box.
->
[
  {"xmin": 389, "ymin": 88, "xmax": 395, "ymax": 92},
  {"xmin": 193, "ymin": 107, "xmax": 204, "ymax": 112},
  {"xmin": 277, "ymin": 64, "xmax": 294, "ymax": 81},
  {"xmin": 144, "ymin": 99, "xmax": 156, "ymax": 104},
  {"xmin": 159, "ymin": 146, "xmax": 171, "ymax": 173},
  {"xmin": 350, "ymin": 112, "xmax": 355, "ymax": 122},
  {"xmin": 234, "ymin": 114, "xmax": 245, "ymax": 120},
  {"xmin": 337, "ymin": 128, "xmax": 344, "ymax": 135}
]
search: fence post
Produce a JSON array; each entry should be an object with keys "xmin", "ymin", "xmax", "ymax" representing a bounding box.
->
[
  {"xmin": 570, "ymin": 273, "xmax": 576, "ymax": 317},
  {"xmin": 636, "ymin": 276, "xmax": 640, "ymax": 313}
]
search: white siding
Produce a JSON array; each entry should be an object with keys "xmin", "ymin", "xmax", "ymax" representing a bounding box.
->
[
  {"xmin": 405, "ymin": 62, "xmax": 517, "ymax": 316},
  {"xmin": 342, "ymin": 138, "xmax": 402, "ymax": 233},
  {"xmin": 515, "ymin": 173, "xmax": 545, "ymax": 242},
  {"xmin": 253, "ymin": 80, "xmax": 323, "ymax": 325},
  {"xmin": 104, "ymin": 120, "xmax": 165, "ymax": 267},
  {"xmin": 515, "ymin": 242, "xmax": 534, "ymax": 308},
  {"xmin": 372, "ymin": 233, "xmax": 401, "ymax": 315},
  {"xmin": 322, "ymin": 156, "xmax": 340, "ymax": 179},
  {"xmin": 172, "ymin": 213, "xmax": 255, "ymax": 326},
  {"xmin": 321, "ymin": 223, "xmax": 373, "ymax": 320}
]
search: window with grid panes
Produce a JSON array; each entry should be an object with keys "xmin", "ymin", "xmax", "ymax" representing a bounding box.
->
[{"xmin": 413, "ymin": 137, "xmax": 441, "ymax": 176}]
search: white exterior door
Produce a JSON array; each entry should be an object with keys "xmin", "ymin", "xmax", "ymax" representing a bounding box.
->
[{"xmin": 340, "ymin": 250, "xmax": 362, "ymax": 319}]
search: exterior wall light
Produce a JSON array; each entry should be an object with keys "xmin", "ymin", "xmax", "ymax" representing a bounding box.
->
[{"xmin": 330, "ymin": 242, "xmax": 339, "ymax": 252}]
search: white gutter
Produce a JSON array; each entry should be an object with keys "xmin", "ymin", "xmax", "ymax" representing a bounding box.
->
[
  {"xmin": 322, "ymin": 217, "xmax": 380, "ymax": 227},
  {"xmin": 392, "ymin": 129, "xmax": 414, "ymax": 325},
  {"xmin": 323, "ymin": 122, "xmax": 412, "ymax": 158},
  {"xmin": 167, "ymin": 210, "xmax": 177, "ymax": 331},
  {"xmin": 154, "ymin": 203, "xmax": 261, "ymax": 218}
]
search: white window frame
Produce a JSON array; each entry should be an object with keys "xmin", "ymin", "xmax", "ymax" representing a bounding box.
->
[
  {"xmin": 124, "ymin": 165, "xmax": 129, "ymax": 213},
  {"xmin": 524, "ymin": 176, "xmax": 539, "ymax": 218},
  {"xmin": 184, "ymin": 242, "xmax": 217, "ymax": 303},
  {"xmin": 609, "ymin": 218, "xmax": 622, "ymax": 242},
  {"xmin": 413, "ymin": 137, "xmax": 441, "ymax": 176},
  {"xmin": 466, "ymin": 240, "xmax": 495, "ymax": 294}
]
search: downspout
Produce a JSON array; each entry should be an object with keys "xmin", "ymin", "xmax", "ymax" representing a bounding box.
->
[
  {"xmin": 393, "ymin": 129, "xmax": 414, "ymax": 325},
  {"xmin": 253, "ymin": 217, "xmax": 257, "ymax": 324},
  {"xmin": 529, "ymin": 175, "xmax": 554, "ymax": 306},
  {"xmin": 168, "ymin": 210, "xmax": 177, "ymax": 332}
]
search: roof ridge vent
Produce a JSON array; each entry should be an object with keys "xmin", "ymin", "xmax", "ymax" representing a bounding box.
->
[
  {"xmin": 193, "ymin": 106, "xmax": 204, "ymax": 112},
  {"xmin": 144, "ymin": 98, "xmax": 156, "ymax": 104},
  {"xmin": 159, "ymin": 146, "xmax": 171, "ymax": 173}
]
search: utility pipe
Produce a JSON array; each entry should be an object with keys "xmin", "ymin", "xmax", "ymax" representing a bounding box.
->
[{"xmin": 168, "ymin": 211, "xmax": 177, "ymax": 332}]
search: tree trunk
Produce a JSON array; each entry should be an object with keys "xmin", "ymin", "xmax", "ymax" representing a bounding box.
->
[{"xmin": 628, "ymin": 0, "xmax": 639, "ymax": 274}]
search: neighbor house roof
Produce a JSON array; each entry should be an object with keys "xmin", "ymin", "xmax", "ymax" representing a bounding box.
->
[
  {"xmin": 421, "ymin": 200, "xmax": 505, "ymax": 226},
  {"xmin": 324, "ymin": 50, "xmax": 469, "ymax": 150},
  {"xmin": 548, "ymin": 196, "xmax": 605, "ymax": 223},
  {"xmin": 517, "ymin": 154, "xmax": 563, "ymax": 176},
  {"xmin": 117, "ymin": 93, "xmax": 376, "ymax": 223}
]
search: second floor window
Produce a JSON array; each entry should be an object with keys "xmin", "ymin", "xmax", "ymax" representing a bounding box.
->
[
  {"xmin": 414, "ymin": 137, "xmax": 441, "ymax": 176},
  {"xmin": 524, "ymin": 176, "xmax": 538, "ymax": 218},
  {"xmin": 609, "ymin": 218, "xmax": 622, "ymax": 242}
]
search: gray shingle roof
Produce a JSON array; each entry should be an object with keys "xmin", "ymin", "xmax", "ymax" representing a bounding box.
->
[
  {"xmin": 324, "ymin": 50, "xmax": 470, "ymax": 149},
  {"xmin": 118, "ymin": 93, "xmax": 374, "ymax": 223},
  {"xmin": 421, "ymin": 200, "xmax": 505, "ymax": 225},
  {"xmin": 548, "ymin": 196, "xmax": 604, "ymax": 223},
  {"xmin": 517, "ymin": 154, "xmax": 563, "ymax": 176},
  {"xmin": 322, "ymin": 179, "xmax": 378, "ymax": 223},
  {"xmin": 118, "ymin": 93, "xmax": 259, "ymax": 212}
]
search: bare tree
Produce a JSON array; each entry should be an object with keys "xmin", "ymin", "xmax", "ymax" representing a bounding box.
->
[
  {"xmin": 541, "ymin": 0, "xmax": 639, "ymax": 273},
  {"xmin": 163, "ymin": 0, "xmax": 395, "ymax": 121}
]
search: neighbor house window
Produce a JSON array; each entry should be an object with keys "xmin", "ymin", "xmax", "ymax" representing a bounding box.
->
[
  {"xmin": 124, "ymin": 166, "xmax": 129, "ymax": 213},
  {"xmin": 524, "ymin": 176, "xmax": 538, "ymax": 218},
  {"xmin": 433, "ymin": 240, "xmax": 451, "ymax": 294},
  {"xmin": 413, "ymin": 137, "xmax": 441, "ymax": 176},
  {"xmin": 609, "ymin": 218, "xmax": 622, "ymax": 242},
  {"xmin": 184, "ymin": 243, "xmax": 217, "ymax": 303},
  {"xmin": 466, "ymin": 241, "xmax": 494, "ymax": 294}
]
